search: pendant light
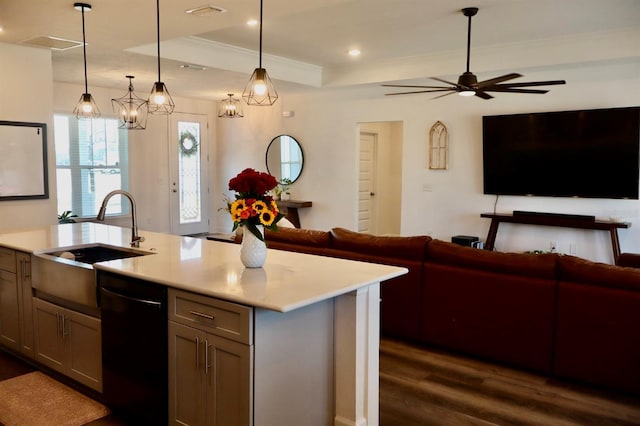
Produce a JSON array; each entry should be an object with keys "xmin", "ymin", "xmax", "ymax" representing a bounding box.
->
[
  {"xmin": 218, "ymin": 94, "xmax": 244, "ymax": 118},
  {"xmin": 148, "ymin": 0, "xmax": 175, "ymax": 114},
  {"xmin": 242, "ymin": 0, "xmax": 278, "ymax": 106},
  {"xmin": 72, "ymin": 3, "xmax": 100, "ymax": 119},
  {"xmin": 111, "ymin": 76, "xmax": 149, "ymax": 129}
]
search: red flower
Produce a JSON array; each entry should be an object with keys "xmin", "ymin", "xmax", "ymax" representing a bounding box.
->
[{"xmin": 229, "ymin": 168, "xmax": 278, "ymax": 197}]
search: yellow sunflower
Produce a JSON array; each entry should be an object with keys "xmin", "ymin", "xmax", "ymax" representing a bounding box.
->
[
  {"xmin": 253, "ymin": 200, "xmax": 268, "ymax": 212},
  {"xmin": 270, "ymin": 200, "xmax": 279, "ymax": 213},
  {"xmin": 231, "ymin": 199, "xmax": 246, "ymax": 213},
  {"xmin": 259, "ymin": 210, "xmax": 275, "ymax": 226}
]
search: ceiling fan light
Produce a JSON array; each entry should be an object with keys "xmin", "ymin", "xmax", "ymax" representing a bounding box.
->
[{"xmin": 459, "ymin": 90, "xmax": 476, "ymax": 97}]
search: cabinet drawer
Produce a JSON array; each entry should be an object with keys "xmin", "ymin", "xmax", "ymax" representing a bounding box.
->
[
  {"xmin": 0, "ymin": 247, "xmax": 16, "ymax": 273},
  {"xmin": 168, "ymin": 289, "xmax": 253, "ymax": 344}
]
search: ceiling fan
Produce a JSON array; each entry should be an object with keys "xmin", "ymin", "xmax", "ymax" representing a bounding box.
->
[{"xmin": 383, "ymin": 7, "xmax": 566, "ymax": 100}]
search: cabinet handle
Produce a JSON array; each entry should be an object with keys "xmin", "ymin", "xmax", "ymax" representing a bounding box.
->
[
  {"xmin": 195, "ymin": 337, "xmax": 200, "ymax": 370},
  {"xmin": 62, "ymin": 314, "xmax": 69, "ymax": 338},
  {"xmin": 56, "ymin": 312, "xmax": 61, "ymax": 338},
  {"xmin": 189, "ymin": 310, "xmax": 215, "ymax": 321},
  {"xmin": 205, "ymin": 339, "xmax": 212, "ymax": 375},
  {"xmin": 20, "ymin": 259, "xmax": 31, "ymax": 279}
]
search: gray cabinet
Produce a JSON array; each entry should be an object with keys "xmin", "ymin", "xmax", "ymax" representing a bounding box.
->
[
  {"xmin": 168, "ymin": 289, "xmax": 252, "ymax": 426},
  {"xmin": 0, "ymin": 248, "xmax": 35, "ymax": 356},
  {"xmin": 32, "ymin": 297, "xmax": 103, "ymax": 392}
]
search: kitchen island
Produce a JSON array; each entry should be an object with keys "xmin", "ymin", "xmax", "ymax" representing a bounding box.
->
[{"xmin": 0, "ymin": 223, "xmax": 407, "ymax": 426}]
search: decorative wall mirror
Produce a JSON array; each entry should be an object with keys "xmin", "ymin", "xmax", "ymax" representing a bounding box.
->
[
  {"xmin": 429, "ymin": 120, "xmax": 448, "ymax": 170},
  {"xmin": 0, "ymin": 120, "xmax": 49, "ymax": 200},
  {"xmin": 265, "ymin": 134, "xmax": 304, "ymax": 183}
]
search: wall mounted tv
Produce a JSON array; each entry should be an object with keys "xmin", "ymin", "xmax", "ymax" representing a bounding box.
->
[{"xmin": 482, "ymin": 106, "xmax": 640, "ymax": 199}]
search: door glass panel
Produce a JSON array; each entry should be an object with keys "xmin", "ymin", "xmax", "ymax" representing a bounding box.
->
[{"xmin": 178, "ymin": 121, "xmax": 201, "ymax": 224}]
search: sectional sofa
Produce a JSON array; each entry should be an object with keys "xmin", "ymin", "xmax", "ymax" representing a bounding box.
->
[{"xmin": 242, "ymin": 226, "xmax": 640, "ymax": 395}]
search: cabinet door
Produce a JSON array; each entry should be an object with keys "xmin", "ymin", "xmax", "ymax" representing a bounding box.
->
[
  {"xmin": 0, "ymin": 269, "xmax": 20, "ymax": 351},
  {"xmin": 32, "ymin": 297, "xmax": 65, "ymax": 372},
  {"xmin": 206, "ymin": 334, "xmax": 252, "ymax": 426},
  {"xmin": 169, "ymin": 321, "xmax": 207, "ymax": 426},
  {"xmin": 66, "ymin": 309, "xmax": 102, "ymax": 392},
  {"xmin": 17, "ymin": 252, "xmax": 34, "ymax": 357}
]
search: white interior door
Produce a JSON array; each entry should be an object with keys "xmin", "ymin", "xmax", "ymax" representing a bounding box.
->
[
  {"xmin": 358, "ymin": 132, "xmax": 377, "ymax": 233},
  {"xmin": 169, "ymin": 113, "xmax": 209, "ymax": 235}
]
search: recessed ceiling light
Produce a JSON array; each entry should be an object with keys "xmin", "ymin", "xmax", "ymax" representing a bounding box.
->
[
  {"xmin": 180, "ymin": 64, "xmax": 207, "ymax": 71},
  {"xmin": 348, "ymin": 49, "xmax": 361, "ymax": 57},
  {"xmin": 247, "ymin": 19, "xmax": 258, "ymax": 26}
]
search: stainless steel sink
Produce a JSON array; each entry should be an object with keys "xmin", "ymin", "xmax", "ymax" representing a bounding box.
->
[{"xmin": 31, "ymin": 243, "xmax": 153, "ymax": 316}]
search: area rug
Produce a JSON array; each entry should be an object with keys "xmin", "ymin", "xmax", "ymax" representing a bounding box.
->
[{"xmin": 0, "ymin": 371, "xmax": 110, "ymax": 426}]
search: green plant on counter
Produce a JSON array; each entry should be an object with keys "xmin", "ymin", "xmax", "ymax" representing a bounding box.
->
[
  {"xmin": 275, "ymin": 178, "xmax": 293, "ymax": 198},
  {"xmin": 58, "ymin": 210, "xmax": 78, "ymax": 224}
]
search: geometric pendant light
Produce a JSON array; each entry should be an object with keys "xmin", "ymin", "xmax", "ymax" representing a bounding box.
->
[
  {"xmin": 111, "ymin": 76, "xmax": 149, "ymax": 129},
  {"xmin": 72, "ymin": 3, "xmax": 100, "ymax": 119},
  {"xmin": 242, "ymin": 0, "xmax": 278, "ymax": 106},
  {"xmin": 218, "ymin": 94, "xmax": 244, "ymax": 118},
  {"xmin": 148, "ymin": 0, "xmax": 175, "ymax": 114}
]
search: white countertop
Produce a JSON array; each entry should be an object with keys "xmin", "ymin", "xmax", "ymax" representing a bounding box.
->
[{"xmin": 0, "ymin": 223, "xmax": 407, "ymax": 312}]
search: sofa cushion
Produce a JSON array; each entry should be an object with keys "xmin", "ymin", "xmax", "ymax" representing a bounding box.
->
[
  {"xmin": 426, "ymin": 239, "xmax": 558, "ymax": 279},
  {"xmin": 422, "ymin": 262, "xmax": 556, "ymax": 373},
  {"xmin": 554, "ymin": 280, "xmax": 640, "ymax": 393},
  {"xmin": 264, "ymin": 227, "xmax": 331, "ymax": 248},
  {"xmin": 330, "ymin": 228, "xmax": 429, "ymax": 261},
  {"xmin": 559, "ymin": 255, "xmax": 640, "ymax": 292}
]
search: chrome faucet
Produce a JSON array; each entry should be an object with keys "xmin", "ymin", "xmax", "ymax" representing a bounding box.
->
[{"xmin": 96, "ymin": 190, "xmax": 145, "ymax": 247}]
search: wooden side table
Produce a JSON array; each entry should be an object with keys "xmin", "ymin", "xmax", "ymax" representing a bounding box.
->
[{"xmin": 276, "ymin": 200, "xmax": 312, "ymax": 228}]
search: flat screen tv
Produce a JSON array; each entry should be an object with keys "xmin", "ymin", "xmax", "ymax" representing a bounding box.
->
[{"xmin": 482, "ymin": 106, "xmax": 640, "ymax": 199}]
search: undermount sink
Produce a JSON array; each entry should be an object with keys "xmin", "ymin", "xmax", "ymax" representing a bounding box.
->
[
  {"xmin": 44, "ymin": 244, "xmax": 147, "ymax": 264},
  {"xmin": 32, "ymin": 243, "xmax": 153, "ymax": 316}
]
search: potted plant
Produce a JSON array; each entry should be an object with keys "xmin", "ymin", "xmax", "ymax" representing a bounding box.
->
[
  {"xmin": 275, "ymin": 178, "xmax": 293, "ymax": 201},
  {"xmin": 58, "ymin": 210, "xmax": 78, "ymax": 224}
]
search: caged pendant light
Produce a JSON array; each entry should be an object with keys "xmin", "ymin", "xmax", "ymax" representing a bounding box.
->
[
  {"xmin": 148, "ymin": 0, "xmax": 175, "ymax": 114},
  {"xmin": 72, "ymin": 3, "xmax": 100, "ymax": 119},
  {"xmin": 218, "ymin": 94, "xmax": 244, "ymax": 118},
  {"xmin": 242, "ymin": 0, "xmax": 278, "ymax": 106},
  {"xmin": 111, "ymin": 76, "xmax": 149, "ymax": 129}
]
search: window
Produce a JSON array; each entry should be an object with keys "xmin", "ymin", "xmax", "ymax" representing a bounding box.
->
[{"xmin": 54, "ymin": 115, "xmax": 129, "ymax": 218}]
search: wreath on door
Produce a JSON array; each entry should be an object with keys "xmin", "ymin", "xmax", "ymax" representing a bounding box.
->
[{"xmin": 179, "ymin": 130, "xmax": 199, "ymax": 157}]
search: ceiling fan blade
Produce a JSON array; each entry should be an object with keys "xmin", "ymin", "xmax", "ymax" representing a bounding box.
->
[
  {"xmin": 431, "ymin": 91, "xmax": 457, "ymax": 100},
  {"xmin": 382, "ymin": 84, "xmax": 452, "ymax": 90},
  {"xmin": 475, "ymin": 91, "xmax": 494, "ymax": 100},
  {"xmin": 476, "ymin": 73, "xmax": 522, "ymax": 88},
  {"xmin": 385, "ymin": 88, "xmax": 455, "ymax": 96},
  {"xmin": 496, "ymin": 80, "xmax": 566, "ymax": 88},
  {"xmin": 429, "ymin": 76, "xmax": 459, "ymax": 87},
  {"xmin": 486, "ymin": 87, "xmax": 550, "ymax": 94}
]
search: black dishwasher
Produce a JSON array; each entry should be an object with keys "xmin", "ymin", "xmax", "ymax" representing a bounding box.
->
[{"xmin": 98, "ymin": 270, "xmax": 168, "ymax": 425}]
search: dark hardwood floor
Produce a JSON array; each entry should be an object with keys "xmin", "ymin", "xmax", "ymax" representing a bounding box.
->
[
  {"xmin": 2, "ymin": 339, "xmax": 640, "ymax": 425},
  {"xmin": 380, "ymin": 338, "xmax": 640, "ymax": 426}
]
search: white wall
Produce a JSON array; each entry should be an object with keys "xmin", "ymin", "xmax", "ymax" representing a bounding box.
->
[
  {"xmin": 215, "ymin": 59, "xmax": 640, "ymax": 264},
  {"xmin": 0, "ymin": 43, "xmax": 57, "ymax": 231}
]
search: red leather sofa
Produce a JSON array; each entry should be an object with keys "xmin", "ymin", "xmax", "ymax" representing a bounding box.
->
[{"xmin": 246, "ymin": 226, "xmax": 640, "ymax": 394}]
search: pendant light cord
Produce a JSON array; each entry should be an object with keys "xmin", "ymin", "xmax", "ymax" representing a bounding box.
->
[
  {"xmin": 156, "ymin": 0, "xmax": 161, "ymax": 81},
  {"xmin": 81, "ymin": 6, "xmax": 88, "ymax": 93},
  {"xmin": 259, "ymin": 0, "xmax": 263, "ymax": 68}
]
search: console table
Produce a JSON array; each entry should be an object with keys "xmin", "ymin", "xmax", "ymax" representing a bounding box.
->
[
  {"xmin": 276, "ymin": 200, "xmax": 312, "ymax": 228},
  {"xmin": 480, "ymin": 213, "xmax": 631, "ymax": 261}
]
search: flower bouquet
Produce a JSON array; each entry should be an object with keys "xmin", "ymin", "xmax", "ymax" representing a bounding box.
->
[{"xmin": 226, "ymin": 168, "xmax": 285, "ymax": 241}]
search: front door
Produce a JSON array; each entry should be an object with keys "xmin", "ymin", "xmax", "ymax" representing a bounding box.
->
[{"xmin": 169, "ymin": 113, "xmax": 209, "ymax": 235}]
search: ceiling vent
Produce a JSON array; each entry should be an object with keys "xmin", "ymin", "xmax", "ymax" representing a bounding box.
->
[
  {"xmin": 185, "ymin": 5, "xmax": 227, "ymax": 16},
  {"xmin": 21, "ymin": 36, "xmax": 84, "ymax": 51}
]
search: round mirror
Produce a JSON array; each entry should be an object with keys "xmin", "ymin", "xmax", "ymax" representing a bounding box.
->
[{"xmin": 265, "ymin": 135, "xmax": 304, "ymax": 183}]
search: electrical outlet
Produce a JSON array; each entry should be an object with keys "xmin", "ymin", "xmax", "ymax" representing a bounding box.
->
[{"xmin": 550, "ymin": 241, "xmax": 557, "ymax": 252}]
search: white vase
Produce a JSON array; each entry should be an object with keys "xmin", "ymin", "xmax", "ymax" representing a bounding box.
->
[{"xmin": 240, "ymin": 225, "xmax": 267, "ymax": 268}]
